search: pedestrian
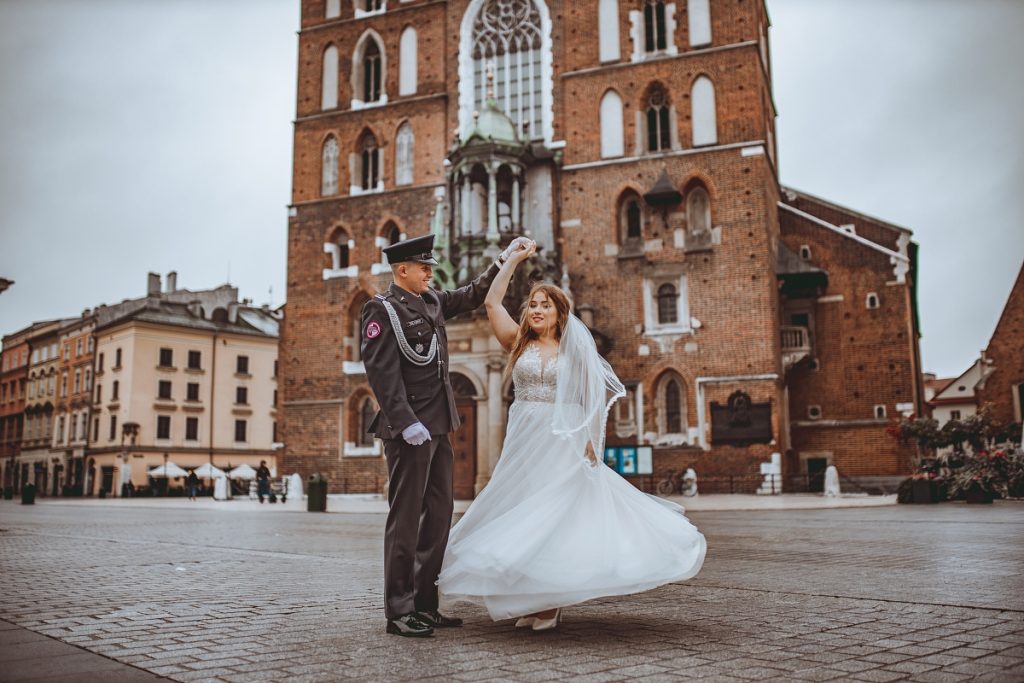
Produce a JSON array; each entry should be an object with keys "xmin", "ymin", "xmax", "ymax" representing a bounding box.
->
[
  {"xmin": 437, "ymin": 245, "xmax": 706, "ymax": 630},
  {"xmin": 361, "ymin": 233, "xmax": 531, "ymax": 638},
  {"xmin": 186, "ymin": 469, "xmax": 199, "ymax": 502},
  {"xmin": 255, "ymin": 460, "xmax": 271, "ymax": 503}
]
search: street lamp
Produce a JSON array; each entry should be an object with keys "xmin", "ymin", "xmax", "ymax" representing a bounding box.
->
[{"xmin": 120, "ymin": 422, "xmax": 139, "ymax": 497}]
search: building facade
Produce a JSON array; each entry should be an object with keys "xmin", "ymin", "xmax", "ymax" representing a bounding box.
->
[
  {"xmin": 19, "ymin": 320, "xmax": 71, "ymax": 494},
  {"xmin": 86, "ymin": 274, "xmax": 281, "ymax": 496},
  {"xmin": 1, "ymin": 325, "xmax": 37, "ymax": 491},
  {"xmin": 976, "ymin": 262, "xmax": 1024, "ymax": 428},
  {"xmin": 50, "ymin": 312, "xmax": 97, "ymax": 496},
  {"xmin": 280, "ymin": 0, "xmax": 923, "ymax": 494}
]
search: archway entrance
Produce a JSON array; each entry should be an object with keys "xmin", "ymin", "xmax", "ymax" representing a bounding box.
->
[{"xmin": 450, "ymin": 373, "xmax": 477, "ymax": 499}]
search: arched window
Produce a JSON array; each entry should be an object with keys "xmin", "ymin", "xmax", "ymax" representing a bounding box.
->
[
  {"xmin": 646, "ymin": 87, "xmax": 670, "ymax": 152},
  {"xmin": 691, "ymin": 76, "xmax": 717, "ymax": 146},
  {"xmin": 687, "ymin": 0, "xmax": 711, "ymax": 47},
  {"xmin": 598, "ymin": 0, "xmax": 620, "ymax": 62},
  {"xmin": 395, "ymin": 122, "xmax": 414, "ymax": 186},
  {"xmin": 360, "ymin": 132, "xmax": 379, "ymax": 191},
  {"xmin": 321, "ymin": 136, "xmax": 339, "ymax": 196},
  {"xmin": 357, "ymin": 396, "xmax": 376, "ymax": 447},
  {"xmin": 686, "ymin": 185, "xmax": 711, "ymax": 236},
  {"xmin": 399, "ymin": 27, "xmax": 417, "ymax": 96},
  {"xmin": 655, "ymin": 372, "xmax": 687, "ymax": 437},
  {"xmin": 325, "ymin": 227, "xmax": 352, "ymax": 276},
  {"xmin": 352, "ymin": 32, "xmax": 387, "ymax": 108},
  {"xmin": 468, "ymin": 0, "xmax": 545, "ymax": 140},
  {"xmin": 321, "ymin": 45, "xmax": 339, "ymax": 110},
  {"xmin": 599, "ymin": 90, "xmax": 624, "ymax": 158},
  {"xmin": 657, "ymin": 283, "xmax": 678, "ymax": 324},
  {"xmin": 618, "ymin": 193, "xmax": 643, "ymax": 250},
  {"xmin": 644, "ymin": 0, "xmax": 667, "ymax": 53},
  {"xmin": 363, "ymin": 40, "xmax": 382, "ymax": 102}
]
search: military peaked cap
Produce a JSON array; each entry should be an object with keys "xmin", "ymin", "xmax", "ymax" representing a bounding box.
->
[{"xmin": 383, "ymin": 234, "xmax": 439, "ymax": 265}]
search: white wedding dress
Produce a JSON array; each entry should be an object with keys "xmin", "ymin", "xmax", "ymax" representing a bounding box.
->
[{"xmin": 438, "ymin": 342, "xmax": 707, "ymax": 620}]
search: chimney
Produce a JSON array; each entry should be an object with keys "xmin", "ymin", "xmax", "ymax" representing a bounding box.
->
[
  {"xmin": 227, "ymin": 301, "xmax": 239, "ymax": 324},
  {"xmin": 187, "ymin": 300, "xmax": 203, "ymax": 318},
  {"xmin": 147, "ymin": 272, "xmax": 161, "ymax": 297},
  {"xmin": 166, "ymin": 271, "xmax": 177, "ymax": 293}
]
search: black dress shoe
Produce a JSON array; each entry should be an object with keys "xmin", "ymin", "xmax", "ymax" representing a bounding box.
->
[
  {"xmin": 386, "ymin": 613, "xmax": 434, "ymax": 638},
  {"xmin": 413, "ymin": 609, "xmax": 463, "ymax": 628}
]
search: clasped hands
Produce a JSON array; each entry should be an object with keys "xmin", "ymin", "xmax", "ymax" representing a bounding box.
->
[{"xmin": 501, "ymin": 236, "xmax": 537, "ymax": 264}]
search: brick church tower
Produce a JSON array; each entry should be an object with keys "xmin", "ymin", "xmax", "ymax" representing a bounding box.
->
[{"xmin": 281, "ymin": 0, "xmax": 924, "ymax": 495}]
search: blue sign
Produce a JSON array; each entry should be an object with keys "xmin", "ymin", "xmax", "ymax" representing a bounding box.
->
[{"xmin": 603, "ymin": 445, "xmax": 653, "ymax": 475}]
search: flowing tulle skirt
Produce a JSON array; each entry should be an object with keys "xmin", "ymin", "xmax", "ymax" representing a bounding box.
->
[{"xmin": 437, "ymin": 400, "xmax": 707, "ymax": 621}]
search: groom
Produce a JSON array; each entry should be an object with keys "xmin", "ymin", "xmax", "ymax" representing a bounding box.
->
[{"xmin": 361, "ymin": 233, "xmax": 531, "ymax": 637}]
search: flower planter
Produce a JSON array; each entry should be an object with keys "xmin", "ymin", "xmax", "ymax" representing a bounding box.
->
[
  {"xmin": 911, "ymin": 479, "xmax": 936, "ymax": 504},
  {"xmin": 965, "ymin": 488, "xmax": 994, "ymax": 504}
]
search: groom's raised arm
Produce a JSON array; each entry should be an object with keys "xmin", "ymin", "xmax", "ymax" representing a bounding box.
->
[{"xmin": 438, "ymin": 261, "xmax": 502, "ymax": 320}]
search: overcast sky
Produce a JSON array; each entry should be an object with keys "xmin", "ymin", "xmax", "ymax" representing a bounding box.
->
[{"xmin": 0, "ymin": 0, "xmax": 1021, "ymax": 378}]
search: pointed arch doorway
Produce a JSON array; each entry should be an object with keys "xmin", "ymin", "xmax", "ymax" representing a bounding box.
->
[{"xmin": 450, "ymin": 373, "xmax": 478, "ymax": 499}]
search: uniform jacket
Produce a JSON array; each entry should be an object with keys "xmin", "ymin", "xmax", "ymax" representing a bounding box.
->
[{"xmin": 360, "ymin": 262, "xmax": 500, "ymax": 439}]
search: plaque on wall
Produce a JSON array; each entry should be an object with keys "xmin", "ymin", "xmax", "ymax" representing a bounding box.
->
[{"xmin": 710, "ymin": 390, "xmax": 772, "ymax": 446}]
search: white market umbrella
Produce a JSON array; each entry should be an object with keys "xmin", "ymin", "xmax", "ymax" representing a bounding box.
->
[
  {"xmin": 193, "ymin": 463, "xmax": 226, "ymax": 478},
  {"xmin": 119, "ymin": 461, "xmax": 132, "ymax": 485},
  {"xmin": 228, "ymin": 463, "xmax": 258, "ymax": 480},
  {"xmin": 148, "ymin": 462, "xmax": 189, "ymax": 478}
]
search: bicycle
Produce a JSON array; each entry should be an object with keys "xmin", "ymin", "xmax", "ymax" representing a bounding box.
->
[{"xmin": 655, "ymin": 470, "xmax": 697, "ymax": 496}]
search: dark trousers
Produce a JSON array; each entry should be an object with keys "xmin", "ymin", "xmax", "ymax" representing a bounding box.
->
[{"xmin": 382, "ymin": 434, "xmax": 454, "ymax": 619}]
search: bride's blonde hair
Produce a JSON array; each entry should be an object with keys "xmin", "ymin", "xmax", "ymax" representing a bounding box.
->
[{"xmin": 504, "ymin": 283, "xmax": 572, "ymax": 382}]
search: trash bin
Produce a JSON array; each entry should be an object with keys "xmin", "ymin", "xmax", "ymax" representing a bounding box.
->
[
  {"xmin": 3, "ymin": 487, "xmax": 13, "ymax": 501},
  {"xmin": 21, "ymin": 482, "xmax": 36, "ymax": 505},
  {"xmin": 307, "ymin": 473, "xmax": 327, "ymax": 512}
]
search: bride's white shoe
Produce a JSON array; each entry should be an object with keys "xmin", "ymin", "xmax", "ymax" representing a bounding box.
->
[
  {"xmin": 531, "ymin": 609, "xmax": 560, "ymax": 631},
  {"xmin": 514, "ymin": 616, "xmax": 537, "ymax": 628}
]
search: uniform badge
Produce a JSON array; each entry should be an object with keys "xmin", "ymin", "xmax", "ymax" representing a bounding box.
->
[
  {"xmin": 365, "ymin": 321, "xmax": 381, "ymax": 339},
  {"xmin": 415, "ymin": 343, "xmax": 424, "ymax": 354}
]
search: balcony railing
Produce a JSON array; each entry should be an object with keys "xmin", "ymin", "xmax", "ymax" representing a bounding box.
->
[{"xmin": 781, "ymin": 325, "xmax": 811, "ymax": 370}]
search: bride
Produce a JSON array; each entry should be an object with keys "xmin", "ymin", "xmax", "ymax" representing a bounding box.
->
[{"xmin": 437, "ymin": 240, "xmax": 706, "ymax": 630}]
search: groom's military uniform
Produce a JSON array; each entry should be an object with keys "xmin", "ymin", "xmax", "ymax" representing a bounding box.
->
[{"xmin": 360, "ymin": 234, "xmax": 502, "ymax": 631}]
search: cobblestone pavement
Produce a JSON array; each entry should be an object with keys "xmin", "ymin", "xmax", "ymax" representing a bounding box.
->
[{"xmin": 1, "ymin": 500, "xmax": 1022, "ymax": 682}]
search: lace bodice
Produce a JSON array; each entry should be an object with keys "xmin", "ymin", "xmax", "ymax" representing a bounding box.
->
[{"xmin": 512, "ymin": 344, "xmax": 558, "ymax": 403}]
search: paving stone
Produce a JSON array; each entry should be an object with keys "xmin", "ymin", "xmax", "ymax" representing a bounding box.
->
[{"xmin": 1, "ymin": 502, "xmax": 1022, "ymax": 683}]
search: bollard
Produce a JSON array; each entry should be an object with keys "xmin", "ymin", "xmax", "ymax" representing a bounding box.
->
[
  {"xmin": 307, "ymin": 473, "xmax": 328, "ymax": 512},
  {"xmin": 21, "ymin": 482, "xmax": 36, "ymax": 505}
]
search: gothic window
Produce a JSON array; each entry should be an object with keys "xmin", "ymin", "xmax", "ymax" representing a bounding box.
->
[
  {"xmin": 469, "ymin": 0, "xmax": 545, "ymax": 140},
  {"xmin": 599, "ymin": 90, "xmax": 624, "ymax": 158},
  {"xmin": 360, "ymin": 132, "xmax": 379, "ymax": 191},
  {"xmin": 360, "ymin": 0, "xmax": 384, "ymax": 12},
  {"xmin": 324, "ymin": 227, "xmax": 354, "ymax": 280},
  {"xmin": 618, "ymin": 193, "xmax": 643, "ymax": 249},
  {"xmin": 655, "ymin": 372, "xmax": 687, "ymax": 437},
  {"xmin": 321, "ymin": 135, "xmax": 339, "ymax": 196},
  {"xmin": 351, "ymin": 32, "xmax": 387, "ymax": 108},
  {"xmin": 363, "ymin": 40, "xmax": 382, "ymax": 102},
  {"xmin": 691, "ymin": 75, "xmax": 718, "ymax": 146},
  {"xmin": 326, "ymin": 0, "xmax": 340, "ymax": 19},
  {"xmin": 357, "ymin": 397, "xmax": 376, "ymax": 447},
  {"xmin": 644, "ymin": 0, "xmax": 667, "ymax": 53},
  {"xmin": 399, "ymin": 27, "xmax": 417, "ymax": 96},
  {"xmin": 686, "ymin": 185, "xmax": 711, "ymax": 237},
  {"xmin": 322, "ymin": 45, "xmax": 339, "ymax": 110},
  {"xmin": 395, "ymin": 122, "xmax": 414, "ymax": 186},
  {"xmin": 646, "ymin": 88, "xmax": 670, "ymax": 152},
  {"xmin": 657, "ymin": 284, "xmax": 678, "ymax": 324},
  {"xmin": 687, "ymin": 0, "xmax": 711, "ymax": 47},
  {"xmin": 598, "ymin": 0, "xmax": 620, "ymax": 62}
]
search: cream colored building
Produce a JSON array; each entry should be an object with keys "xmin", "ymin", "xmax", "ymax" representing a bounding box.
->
[{"xmin": 86, "ymin": 274, "xmax": 280, "ymax": 496}]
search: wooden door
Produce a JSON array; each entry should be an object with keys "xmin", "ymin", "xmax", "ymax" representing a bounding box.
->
[{"xmin": 452, "ymin": 401, "xmax": 477, "ymax": 499}]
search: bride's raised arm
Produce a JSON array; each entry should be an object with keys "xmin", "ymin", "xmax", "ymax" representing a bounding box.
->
[{"xmin": 485, "ymin": 240, "xmax": 535, "ymax": 351}]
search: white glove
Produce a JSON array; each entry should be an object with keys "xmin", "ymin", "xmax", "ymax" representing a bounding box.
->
[
  {"xmin": 401, "ymin": 422, "xmax": 431, "ymax": 446},
  {"xmin": 500, "ymin": 236, "xmax": 533, "ymax": 261}
]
